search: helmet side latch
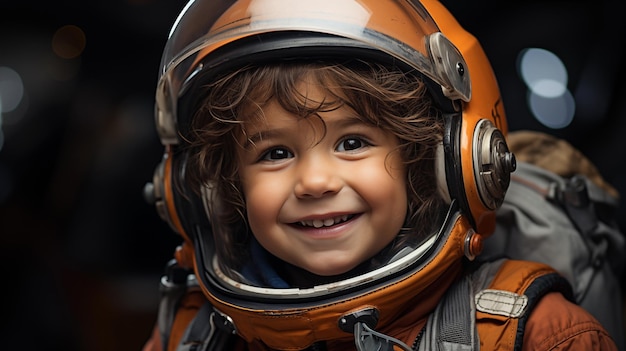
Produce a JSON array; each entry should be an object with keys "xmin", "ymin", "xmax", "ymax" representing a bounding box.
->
[{"xmin": 428, "ymin": 32, "xmax": 471, "ymax": 103}]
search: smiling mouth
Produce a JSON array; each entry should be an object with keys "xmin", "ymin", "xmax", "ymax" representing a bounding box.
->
[{"xmin": 297, "ymin": 214, "xmax": 356, "ymax": 228}]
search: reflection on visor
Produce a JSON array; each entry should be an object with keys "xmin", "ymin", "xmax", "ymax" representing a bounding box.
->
[
  {"xmin": 207, "ymin": 205, "xmax": 456, "ymax": 299},
  {"xmin": 213, "ymin": 235, "xmax": 439, "ymax": 298},
  {"xmin": 246, "ymin": 0, "xmax": 372, "ymax": 31},
  {"xmin": 155, "ymin": 0, "xmax": 471, "ymax": 145}
]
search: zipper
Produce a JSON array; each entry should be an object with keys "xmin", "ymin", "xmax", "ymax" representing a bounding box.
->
[{"xmin": 411, "ymin": 325, "xmax": 426, "ymax": 351}]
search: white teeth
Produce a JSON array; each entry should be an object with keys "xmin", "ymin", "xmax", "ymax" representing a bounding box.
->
[{"xmin": 299, "ymin": 215, "xmax": 351, "ymax": 228}]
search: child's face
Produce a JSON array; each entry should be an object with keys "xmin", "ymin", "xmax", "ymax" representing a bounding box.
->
[{"xmin": 237, "ymin": 81, "xmax": 408, "ymax": 277}]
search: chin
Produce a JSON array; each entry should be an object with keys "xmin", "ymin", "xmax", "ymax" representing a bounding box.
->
[{"xmin": 303, "ymin": 259, "xmax": 360, "ymax": 278}]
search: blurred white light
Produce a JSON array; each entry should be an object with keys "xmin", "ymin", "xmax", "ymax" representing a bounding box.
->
[
  {"xmin": 518, "ymin": 48, "xmax": 575, "ymax": 129},
  {"xmin": 530, "ymin": 78, "xmax": 567, "ymax": 99},
  {"xmin": 528, "ymin": 89, "xmax": 575, "ymax": 129},
  {"xmin": 519, "ymin": 48, "xmax": 568, "ymax": 94},
  {"xmin": 0, "ymin": 66, "xmax": 24, "ymax": 113}
]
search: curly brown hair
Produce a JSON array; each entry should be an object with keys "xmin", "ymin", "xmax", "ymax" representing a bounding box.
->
[{"xmin": 187, "ymin": 60, "xmax": 445, "ymax": 272}]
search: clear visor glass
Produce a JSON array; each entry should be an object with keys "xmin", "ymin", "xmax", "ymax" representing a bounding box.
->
[
  {"xmin": 155, "ymin": 0, "xmax": 471, "ymax": 145},
  {"xmin": 199, "ymin": 185, "xmax": 453, "ymax": 299},
  {"xmin": 212, "ymin": 233, "xmax": 443, "ymax": 299},
  {"xmin": 162, "ymin": 0, "xmax": 439, "ymax": 70}
]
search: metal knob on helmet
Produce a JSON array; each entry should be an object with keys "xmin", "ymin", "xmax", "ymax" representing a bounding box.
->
[{"xmin": 473, "ymin": 119, "xmax": 517, "ymax": 210}]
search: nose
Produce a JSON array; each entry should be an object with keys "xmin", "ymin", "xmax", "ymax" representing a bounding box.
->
[{"xmin": 294, "ymin": 154, "xmax": 343, "ymax": 199}]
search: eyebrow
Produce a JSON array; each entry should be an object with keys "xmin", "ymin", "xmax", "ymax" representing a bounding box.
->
[
  {"xmin": 243, "ymin": 115, "xmax": 369, "ymax": 148},
  {"xmin": 243, "ymin": 128, "xmax": 286, "ymax": 149}
]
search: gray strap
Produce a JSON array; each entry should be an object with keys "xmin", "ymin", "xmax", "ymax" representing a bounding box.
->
[
  {"xmin": 176, "ymin": 302, "xmax": 215, "ymax": 351},
  {"xmin": 175, "ymin": 303, "xmax": 238, "ymax": 351},
  {"xmin": 354, "ymin": 322, "xmax": 412, "ymax": 351},
  {"xmin": 417, "ymin": 274, "xmax": 478, "ymax": 351},
  {"xmin": 158, "ymin": 259, "xmax": 196, "ymax": 350}
]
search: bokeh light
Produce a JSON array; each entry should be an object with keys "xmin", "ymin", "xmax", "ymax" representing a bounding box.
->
[
  {"xmin": 528, "ymin": 88, "xmax": 576, "ymax": 129},
  {"xmin": 52, "ymin": 24, "xmax": 86, "ymax": 59},
  {"xmin": 518, "ymin": 48, "xmax": 575, "ymax": 129},
  {"xmin": 0, "ymin": 66, "xmax": 24, "ymax": 113},
  {"xmin": 0, "ymin": 66, "xmax": 24, "ymax": 153}
]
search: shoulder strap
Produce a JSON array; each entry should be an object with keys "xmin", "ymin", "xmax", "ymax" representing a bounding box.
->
[
  {"xmin": 174, "ymin": 300, "xmax": 241, "ymax": 351},
  {"xmin": 417, "ymin": 272, "xmax": 478, "ymax": 351},
  {"xmin": 157, "ymin": 259, "xmax": 241, "ymax": 351},
  {"xmin": 417, "ymin": 259, "xmax": 572, "ymax": 351},
  {"xmin": 158, "ymin": 259, "xmax": 197, "ymax": 351},
  {"xmin": 474, "ymin": 259, "xmax": 572, "ymax": 351}
]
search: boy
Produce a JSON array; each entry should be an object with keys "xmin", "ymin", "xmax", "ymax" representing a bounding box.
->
[{"xmin": 143, "ymin": 0, "xmax": 618, "ymax": 350}]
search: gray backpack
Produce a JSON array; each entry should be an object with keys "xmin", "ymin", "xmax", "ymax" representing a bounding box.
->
[{"xmin": 481, "ymin": 159, "xmax": 625, "ymax": 349}]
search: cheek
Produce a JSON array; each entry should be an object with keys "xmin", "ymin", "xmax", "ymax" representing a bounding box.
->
[
  {"xmin": 376, "ymin": 173, "xmax": 407, "ymax": 219},
  {"xmin": 242, "ymin": 174, "xmax": 287, "ymax": 229},
  {"xmin": 366, "ymin": 158, "xmax": 408, "ymax": 223}
]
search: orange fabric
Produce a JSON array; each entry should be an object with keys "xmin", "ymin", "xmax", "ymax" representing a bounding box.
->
[
  {"xmin": 475, "ymin": 260, "xmax": 618, "ymax": 351},
  {"xmin": 139, "ymin": 288, "xmax": 208, "ymax": 351},
  {"xmin": 166, "ymin": 289, "xmax": 207, "ymax": 351},
  {"xmin": 523, "ymin": 292, "xmax": 618, "ymax": 351},
  {"xmin": 142, "ymin": 288, "xmax": 249, "ymax": 351},
  {"xmin": 195, "ymin": 215, "xmax": 469, "ymax": 350},
  {"xmin": 475, "ymin": 260, "xmax": 557, "ymax": 350},
  {"xmin": 143, "ymin": 260, "xmax": 619, "ymax": 350},
  {"xmin": 240, "ymin": 261, "xmax": 462, "ymax": 351},
  {"xmin": 143, "ymin": 261, "xmax": 462, "ymax": 351}
]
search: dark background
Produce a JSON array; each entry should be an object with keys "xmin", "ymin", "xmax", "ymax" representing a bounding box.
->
[{"xmin": 0, "ymin": 1, "xmax": 624, "ymax": 350}]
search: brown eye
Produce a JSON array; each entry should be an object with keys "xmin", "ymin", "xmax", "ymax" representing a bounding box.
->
[
  {"xmin": 261, "ymin": 147, "xmax": 293, "ymax": 161},
  {"xmin": 337, "ymin": 137, "xmax": 367, "ymax": 152}
]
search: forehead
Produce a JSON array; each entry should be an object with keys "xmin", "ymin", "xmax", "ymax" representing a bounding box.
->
[
  {"xmin": 240, "ymin": 94, "xmax": 344, "ymax": 144},
  {"xmin": 239, "ymin": 73, "xmax": 343, "ymax": 127}
]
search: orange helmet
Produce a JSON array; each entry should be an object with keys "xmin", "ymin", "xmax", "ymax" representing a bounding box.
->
[{"xmin": 148, "ymin": 0, "xmax": 515, "ymax": 349}]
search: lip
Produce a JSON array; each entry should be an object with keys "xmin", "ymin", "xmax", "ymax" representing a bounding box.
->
[
  {"xmin": 294, "ymin": 211, "xmax": 355, "ymax": 222},
  {"xmin": 288, "ymin": 213, "xmax": 361, "ymax": 239}
]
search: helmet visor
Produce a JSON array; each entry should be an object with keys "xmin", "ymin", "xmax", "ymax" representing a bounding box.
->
[
  {"xmin": 156, "ymin": 0, "xmax": 470, "ymax": 144},
  {"xmin": 198, "ymin": 186, "xmax": 452, "ymax": 300}
]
